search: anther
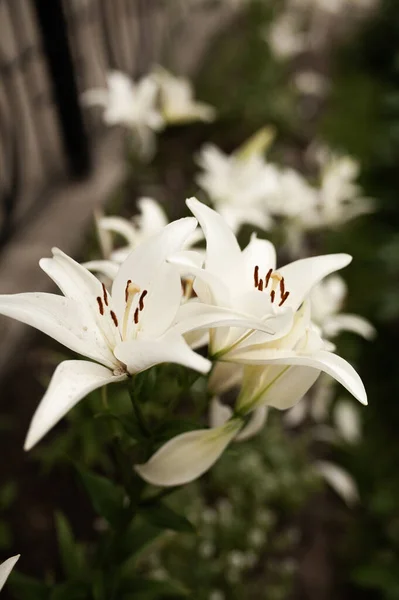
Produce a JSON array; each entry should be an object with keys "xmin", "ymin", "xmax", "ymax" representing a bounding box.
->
[
  {"xmin": 134, "ymin": 308, "xmax": 139, "ymax": 324},
  {"xmin": 139, "ymin": 290, "xmax": 148, "ymax": 311},
  {"xmin": 254, "ymin": 265, "xmax": 259, "ymax": 288},
  {"xmin": 125, "ymin": 280, "xmax": 132, "ymax": 303},
  {"xmin": 265, "ymin": 268, "xmax": 273, "ymax": 288},
  {"xmin": 258, "ymin": 279, "xmax": 264, "ymax": 292},
  {"xmin": 96, "ymin": 296, "xmax": 104, "ymax": 315},
  {"xmin": 279, "ymin": 291, "xmax": 290, "ymax": 307},
  {"xmin": 102, "ymin": 283, "xmax": 109, "ymax": 306},
  {"xmin": 110, "ymin": 310, "xmax": 118, "ymax": 327},
  {"xmin": 270, "ymin": 290, "xmax": 275, "ymax": 303},
  {"xmin": 279, "ymin": 278, "xmax": 285, "ymax": 296}
]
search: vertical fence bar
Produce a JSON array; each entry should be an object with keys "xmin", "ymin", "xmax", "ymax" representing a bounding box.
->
[{"xmin": 32, "ymin": 0, "xmax": 92, "ymax": 178}]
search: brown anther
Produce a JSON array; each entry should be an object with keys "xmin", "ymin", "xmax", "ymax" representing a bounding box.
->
[
  {"xmin": 270, "ymin": 290, "xmax": 275, "ymax": 303},
  {"xmin": 279, "ymin": 278, "xmax": 285, "ymax": 296},
  {"xmin": 265, "ymin": 268, "xmax": 273, "ymax": 288},
  {"xmin": 139, "ymin": 290, "xmax": 148, "ymax": 311},
  {"xmin": 258, "ymin": 279, "xmax": 264, "ymax": 292},
  {"xmin": 102, "ymin": 283, "xmax": 109, "ymax": 306},
  {"xmin": 110, "ymin": 310, "xmax": 118, "ymax": 327},
  {"xmin": 254, "ymin": 265, "xmax": 259, "ymax": 288},
  {"xmin": 134, "ymin": 308, "xmax": 139, "ymax": 324},
  {"xmin": 96, "ymin": 296, "xmax": 104, "ymax": 315},
  {"xmin": 279, "ymin": 291, "xmax": 290, "ymax": 307},
  {"xmin": 125, "ymin": 280, "xmax": 132, "ymax": 303}
]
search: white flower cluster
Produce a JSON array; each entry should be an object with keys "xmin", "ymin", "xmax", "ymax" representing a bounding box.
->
[
  {"xmin": 0, "ymin": 195, "xmax": 368, "ymax": 488},
  {"xmin": 82, "ymin": 68, "xmax": 216, "ymax": 159}
]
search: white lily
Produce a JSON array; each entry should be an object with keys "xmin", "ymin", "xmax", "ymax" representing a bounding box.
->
[
  {"xmin": 317, "ymin": 152, "xmax": 374, "ymax": 228},
  {"xmin": 81, "ymin": 71, "xmax": 164, "ymax": 158},
  {"xmin": 175, "ymin": 198, "xmax": 355, "ymax": 365},
  {"xmin": 311, "ymin": 275, "xmax": 376, "ymax": 340},
  {"xmin": 153, "ymin": 66, "xmax": 216, "ymax": 124},
  {"xmin": 84, "ymin": 198, "xmax": 204, "ymax": 282},
  {"xmin": 0, "ymin": 555, "xmax": 19, "ymax": 592},
  {"xmin": 196, "ymin": 129, "xmax": 278, "ymax": 233},
  {"xmin": 0, "ymin": 218, "xmax": 215, "ymax": 450},
  {"xmin": 315, "ymin": 461, "xmax": 359, "ymax": 506}
]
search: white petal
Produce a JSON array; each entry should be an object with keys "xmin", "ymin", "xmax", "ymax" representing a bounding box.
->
[
  {"xmin": 135, "ymin": 419, "xmax": 243, "ymax": 486},
  {"xmin": 173, "ymin": 301, "xmax": 276, "ymax": 337},
  {"xmin": 112, "ymin": 217, "xmax": 197, "ymax": 322},
  {"xmin": 186, "ymin": 197, "xmax": 242, "ymax": 285},
  {"xmin": 24, "ymin": 361, "xmax": 126, "ymax": 450},
  {"xmin": 114, "ymin": 330, "xmax": 211, "ymax": 375},
  {"xmin": 0, "ymin": 293, "xmax": 117, "ymax": 369},
  {"xmin": 83, "ymin": 260, "xmax": 120, "ymax": 280},
  {"xmin": 238, "ymin": 364, "xmax": 320, "ymax": 413},
  {"xmin": 315, "ymin": 461, "xmax": 359, "ymax": 506},
  {"xmin": 0, "ymin": 555, "xmax": 20, "ymax": 591},
  {"xmin": 137, "ymin": 197, "xmax": 168, "ymax": 234},
  {"xmin": 284, "ymin": 400, "xmax": 308, "ymax": 428},
  {"xmin": 209, "ymin": 396, "xmax": 233, "ymax": 428},
  {"xmin": 99, "ymin": 216, "xmax": 137, "ymax": 246},
  {"xmin": 323, "ymin": 313, "xmax": 376, "ymax": 340},
  {"xmin": 208, "ymin": 361, "xmax": 243, "ymax": 395},
  {"xmin": 279, "ymin": 254, "xmax": 352, "ymax": 311},
  {"xmin": 81, "ymin": 88, "xmax": 108, "ymax": 107},
  {"xmin": 334, "ymin": 400, "xmax": 361, "ymax": 443},
  {"xmin": 232, "ymin": 348, "xmax": 367, "ymax": 406},
  {"xmin": 241, "ymin": 235, "xmax": 277, "ymax": 287},
  {"xmin": 235, "ymin": 406, "xmax": 268, "ymax": 441}
]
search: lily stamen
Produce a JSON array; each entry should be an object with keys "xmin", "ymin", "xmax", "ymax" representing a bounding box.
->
[
  {"xmin": 102, "ymin": 283, "xmax": 109, "ymax": 306},
  {"xmin": 96, "ymin": 296, "xmax": 104, "ymax": 315},
  {"xmin": 123, "ymin": 280, "xmax": 141, "ymax": 338},
  {"xmin": 265, "ymin": 268, "xmax": 273, "ymax": 288},
  {"xmin": 254, "ymin": 265, "xmax": 259, "ymax": 288}
]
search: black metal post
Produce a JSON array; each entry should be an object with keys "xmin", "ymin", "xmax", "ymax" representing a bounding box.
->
[{"xmin": 32, "ymin": 0, "xmax": 92, "ymax": 178}]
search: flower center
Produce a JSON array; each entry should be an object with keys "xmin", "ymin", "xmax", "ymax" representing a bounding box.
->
[
  {"xmin": 123, "ymin": 280, "xmax": 148, "ymax": 338},
  {"xmin": 253, "ymin": 265, "xmax": 290, "ymax": 307}
]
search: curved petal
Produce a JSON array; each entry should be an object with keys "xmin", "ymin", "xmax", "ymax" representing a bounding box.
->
[
  {"xmin": 208, "ymin": 361, "xmax": 243, "ymax": 395},
  {"xmin": 233, "ymin": 348, "xmax": 367, "ymax": 406},
  {"xmin": 279, "ymin": 254, "xmax": 352, "ymax": 311},
  {"xmin": 83, "ymin": 260, "xmax": 120, "ymax": 281},
  {"xmin": 81, "ymin": 88, "xmax": 108, "ymax": 107},
  {"xmin": 137, "ymin": 197, "xmax": 168, "ymax": 234},
  {"xmin": 0, "ymin": 555, "xmax": 20, "ymax": 592},
  {"xmin": 235, "ymin": 406, "xmax": 268, "ymax": 441},
  {"xmin": 315, "ymin": 461, "xmax": 358, "ymax": 506},
  {"xmin": 186, "ymin": 197, "xmax": 242, "ymax": 285},
  {"xmin": 323, "ymin": 313, "xmax": 376, "ymax": 340},
  {"xmin": 24, "ymin": 361, "xmax": 126, "ymax": 451},
  {"xmin": 112, "ymin": 217, "xmax": 197, "ymax": 321},
  {"xmin": 135, "ymin": 419, "xmax": 243, "ymax": 486},
  {"xmin": 334, "ymin": 400, "xmax": 361, "ymax": 443},
  {"xmin": 238, "ymin": 364, "xmax": 320, "ymax": 413},
  {"xmin": 99, "ymin": 216, "xmax": 137, "ymax": 246},
  {"xmin": 0, "ymin": 293, "xmax": 117, "ymax": 369},
  {"xmin": 173, "ymin": 301, "xmax": 276, "ymax": 337},
  {"xmin": 114, "ymin": 330, "xmax": 211, "ymax": 375}
]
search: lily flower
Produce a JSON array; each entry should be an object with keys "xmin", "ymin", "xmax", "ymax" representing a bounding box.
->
[
  {"xmin": 152, "ymin": 66, "xmax": 216, "ymax": 124},
  {"xmin": 310, "ymin": 275, "xmax": 376, "ymax": 340},
  {"xmin": 175, "ymin": 198, "xmax": 354, "ymax": 363},
  {"xmin": 81, "ymin": 71, "xmax": 164, "ymax": 158},
  {"xmin": 0, "ymin": 218, "xmax": 214, "ymax": 450},
  {"xmin": 0, "ymin": 555, "xmax": 19, "ymax": 592},
  {"xmin": 196, "ymin": 128, "xmax": 278, "ymax": 232}
]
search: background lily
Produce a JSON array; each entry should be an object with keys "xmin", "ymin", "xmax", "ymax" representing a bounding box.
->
[
  {"xmin": 82, "ymin": 71, "xmax": 164, "ymax": 158},
  {"xmin": 0, "ymin": 218, "xmax": 212, "ymax": 450},
  {"xmin": 195, "ymin": 129, "xmax": 278, "ymax": 232},
  {"xmin": 152, "ymin": 66, "xmax": 216, "ymax": 124},
  {"xmin": 0, "ymin": 555, "xmax": 19, "ymax": 592},
  {"xmin": 311, "ymin": 275, "xmax": 376, "ymax": 340}
]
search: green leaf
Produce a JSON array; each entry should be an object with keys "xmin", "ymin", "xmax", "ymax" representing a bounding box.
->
[
  {"xmin": 120, "ymin": 577, "xmax": 189, "ymax": 599},
  {"xmin": 76, "ymin": 467, "xmax": 125, "ymax": 526},
  {"xmin": 120, "ymin": 519, "xmax": 163, "ymax": 571},
  {"xmin": 54, "ymin": 512, "xmax": 85, "ymax": 579},
  {"xmin": 9, "ymin": 572, "xmax": 50, "ymax": 600},
  {"xmin": 141, "ymin": 503, "xmax": 195, "ymax": 534}
]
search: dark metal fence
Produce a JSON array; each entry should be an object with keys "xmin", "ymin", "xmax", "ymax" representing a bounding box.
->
[{"xmin": 0, "ymin": 0, "xmax": 232, "ymax": 245}]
